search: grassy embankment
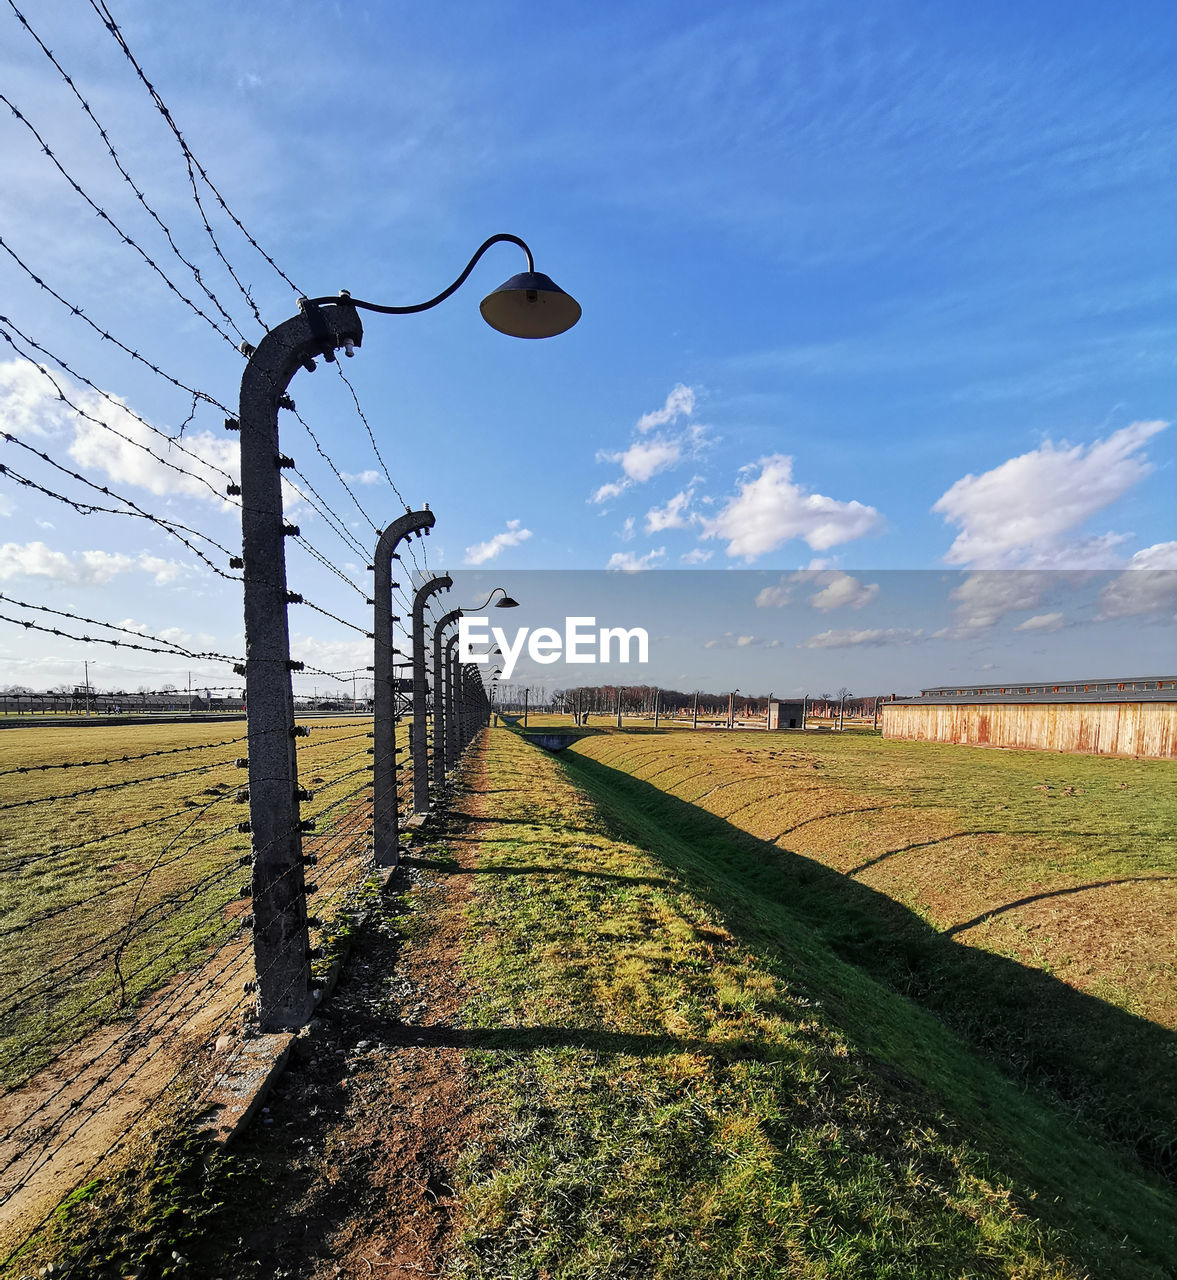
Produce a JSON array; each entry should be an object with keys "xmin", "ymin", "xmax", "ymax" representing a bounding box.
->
[
  {"xmin": 0, "ymin": 716, "xmax": 382, "ymax": 1088},
  {"xmin": 559, "ymin": 729, "xmax": 1177, "ymax": 1174},
  {"xmin": 453, "ymin": 725, "xmax": 1177, "ymax": 1278}
]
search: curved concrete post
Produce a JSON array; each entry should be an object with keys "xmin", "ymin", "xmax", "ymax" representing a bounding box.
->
[
  {"xmin": 239, "ymin": 301, "xmax": 363, "ymax": 1030},
  {"xmin": 411, "ymin": 574, "xmax": 451, "ymax": 814},
  {"xmin": 431, "ymin": 608, "xmax": 461, "ymax": 788},
  {"xmin": 372, "ymin": 508, "xmax": 434, "ymax": 867},
  {"xmin": 445, "ymin": 634, "xmax": 460, "ymax": 765}
]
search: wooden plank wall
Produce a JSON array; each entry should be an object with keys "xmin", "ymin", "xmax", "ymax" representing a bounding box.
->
[{"xmin": 881, "ymin": 701, "xmax": 1177, "ymax": 759}]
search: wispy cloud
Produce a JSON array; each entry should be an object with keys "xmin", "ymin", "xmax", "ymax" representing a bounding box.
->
[
  {"xmin": 800, "ymin": 627, "xmax": 923, "ymax": 649},
  {"xmin": 464, "ymin": 519, "xmax": 532, "ymax": 565},
  {"xmin": 933, "ymin": 420, "xmax": 1167, "ymax": 568},
  {"xmin": 591, "ymin": 385, "xmax": 706, "ymax": 503},
  {"xmin": 606, "ymin": 547, "xmax": 665, "ymax": 571},
  {"xmin": 637, "ymin": 383, "xmax": 695, "ymax": 433},
  {"xmin": 0, "ymin": 540, "xmax": 184, "ymax": 586},
  {"xmin": 1014, "ymin": 612, "xmax": 1064, "ymax": 633},
  {"xmin": 645, "ymin": 488, "xmax": 694, "ymax": 533},
  {"xmin": 1098, "ymin": 542, "xmax": 1177, "ymax": 619},
  {"xmin": 704, "ymin": 632, "xmax": 783, "ymax": 649}
]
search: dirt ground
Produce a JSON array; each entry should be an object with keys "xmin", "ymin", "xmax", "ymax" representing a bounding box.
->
[{"xmin": 200, "ymin": 756, "xmax": 488, "ymax": 1280}]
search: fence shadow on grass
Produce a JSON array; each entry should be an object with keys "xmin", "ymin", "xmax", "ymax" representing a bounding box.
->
[{"xmin": 552, "ymin": 750, "xmax": 1177, "ymax": 1189}]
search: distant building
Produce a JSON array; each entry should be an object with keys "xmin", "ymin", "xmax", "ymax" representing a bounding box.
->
[
  {"xmin": 881, "ymin": 676, "xmax": 1177, "ymax": 758},
  {"xmin": 767, "ymin": 698, "xmax": 807, "ymax": 730}
]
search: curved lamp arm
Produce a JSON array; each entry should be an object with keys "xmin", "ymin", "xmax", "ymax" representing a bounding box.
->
[
  {"xmin": 303, "ymin": 235, "xmax": 533, "ymax": 313},
  {"xmin": 464, "ymin": 586, "xmax": 519, "ymax": 611},
  {"xmin": 301, "ymin": 234, "xmax": 579, "ymax": 340}
]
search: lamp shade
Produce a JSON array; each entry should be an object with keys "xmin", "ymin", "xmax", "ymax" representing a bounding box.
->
[
  {"xmin": 494, "ymin": 595, "xmax": 520, "ymax": 608},
  {"xmin": 480, "ymin": 272, "xmax": 581, "ymax": 339}
]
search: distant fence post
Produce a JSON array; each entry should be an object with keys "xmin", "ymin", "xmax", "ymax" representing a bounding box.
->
[
  {"xmin": 432, "ymin": 608, "xmax": 462, "ymax": 789},
  {"xmin": 523, "ymin": 687, "xmax": 529, "ymax": 727},
  {"xmin": 412, "ymin": 574, "xmax": 451, "ymax": 815},
  {"xmin": 445, "ymin": 635, "xmax": 460, "ymax": 764},
  {"xmin": 653, "ymin": 687, "xmax": 660, "ymax": 728},
  {"xmin": 372, "ymin": 509, "xmax": 434, "ymax": 868},
  {"xmin": 802, "ymin": 694, "xmax": 809, "ymax": 730},
  {"xmin": 238, "ymin": 302, "xmax": 362, "ymax": 1030},
  {"xmin": 616, "ymin": 688, "xmax": 623, "ymax": 729}
]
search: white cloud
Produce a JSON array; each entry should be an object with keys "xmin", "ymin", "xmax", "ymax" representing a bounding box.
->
[
  {"xmin": 704, "ymin": 632, "xmax": 782, "ymax": 649},
  {"xmin": 800, "ymin": 627, "xmax": 923, "ymax": 649},
  {"xmin": 808, "ymin": 572, "xmax": 879, "ymax": 612},
  {"xmin": 637, "ymin": 384, "xmax": 695, "ymax": 433},
  {"xmin": 606, "ymin": 547, "xmax": 666, "ymax": 572},
  {"xmin": 1098, "ymin": 542, "xmax": 1177, "ymax": 619},
  {"xmin": 704, "ymin": 455, "xmax": 881, "ymax": 560},
  {"xmin": 619, "ymin": 516, "xmax": 635, "ymax": 542},
  {"xmin": 464, "ymin": 519, "xmax": 532, "ymax": 566},
  {"xmin": 1014, "ymin": 612, "xmax": 1065, "ymax": 633},
  {"xmin": 342, "ymin": 470, "xmax": 383, "ymax": 485},
  {"xmin": 681, "ymin": 548, "xmax": 713, "ymax": 564},
  {"xmin": 932, "ymin": 421, "xmax": 1168, "ymax": 568},
  {"xmin": 0, "ymin": 359, "xmax": 238, "ymax": 503},
  {"xmin": 645, "ymin": 488, "xmax": 694, "ymax": 533},
  {"xmin": 591, "ymin": 385, "xmax": 707, "ymax": 502},
  {"xmin": 755, "ymin": 580, "xmax": 794, "ymax": 608},
  {"xmin": 940, "ymin": 571, "xmax": 1053, "ymax": 633},
  {"xmin": 591, "ymin": 480, "xmax": 628, "ymax": 504},
  {"xmin": 602, "ymin": 436, "xmax": 683, "ymax": 484},
  {"xmin": 0, "ymin": 540, "xmax": 185, "ymax": 586},
  {"xmin": 756, "ymin": 570, "xmax": 879, "ymax": 610}
]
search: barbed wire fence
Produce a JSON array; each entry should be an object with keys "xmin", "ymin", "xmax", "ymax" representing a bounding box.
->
[{"xmin": 0, "ymin": 2, "xmax": 491, "ymax": 1265}]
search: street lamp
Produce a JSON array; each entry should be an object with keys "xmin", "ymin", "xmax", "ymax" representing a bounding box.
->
[
  {"xmin": 465, "ymin": 586, "xmax": 520, "ymax": 610},
  {"xmin": 237, "ymin": 233, "xmax": 576, "ymax": 1030}
]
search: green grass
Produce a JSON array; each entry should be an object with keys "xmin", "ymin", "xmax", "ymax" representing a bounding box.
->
[
  {"xmin": 556, "ymin": 729, "xmax": 1177, "ymax": 1179},
  {"xmin": 454, "ymin": 727, "xmax": 1177, "ymax": 1278},
  {"xmin": 0, "ymin": 716, "xmax": 382, "ymax": 1088}
]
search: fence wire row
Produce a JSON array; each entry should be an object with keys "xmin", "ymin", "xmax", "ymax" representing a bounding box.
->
[{"xmin": 0, "ymin": 1, "xmax": 492, "ymax": 1263}]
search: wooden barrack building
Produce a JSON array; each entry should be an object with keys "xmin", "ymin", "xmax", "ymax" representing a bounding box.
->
[{"xmin": 880, "ymin": 675, "xmax": 1177, "ymax": 759}]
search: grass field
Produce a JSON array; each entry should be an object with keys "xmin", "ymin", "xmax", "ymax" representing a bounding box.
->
[
  {"xmin": 542, "ymin": 726, "xmax": 1177, "ymax": 1180},
  {"xmin": 0, "ymin": 715, "xmax": 385, "ymax": 1089},
  {"xmin": 454, "ymin": 726, "xmax": 1177, "ymax": 1278}
]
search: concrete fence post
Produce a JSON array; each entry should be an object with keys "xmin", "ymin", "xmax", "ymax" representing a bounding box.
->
[
  {"xmin": 372, "ymin": 509, "xmax": 435, "ymax": 868},
  {"xmin": 444, "ymin": 635, "xmax": 459, "ymax": 764},
  {"xmin": 432, "ymin": 608, "xmax": 462, "ymax": 788},
  {"xmin": 412, "ymin": 574, "xmax": 451, "ymax": 815},
  {"xmin": 238, "ymin": 300, "xmax": 363, "ymax": 1031}
]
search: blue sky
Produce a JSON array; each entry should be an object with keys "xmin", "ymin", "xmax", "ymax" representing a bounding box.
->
[{"xmin": 0, "ymin": 0, "xmax": 1174, "ymax": 695}]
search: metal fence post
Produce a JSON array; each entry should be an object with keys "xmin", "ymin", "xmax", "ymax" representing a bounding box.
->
[
  {"xmin": 238, "ymin": 301, "xmax": 363, "ymax": 1031},
  {"xmin": 372, "ymin": 509, "xmax": 434, "ymax": 867},
  {"xmin": 412, "ymin": 574, "xmax": 451, "ymax": 814},
  {"xmin": 432, "ymin": 608, "xmax": 462, "ymax": 788}
]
